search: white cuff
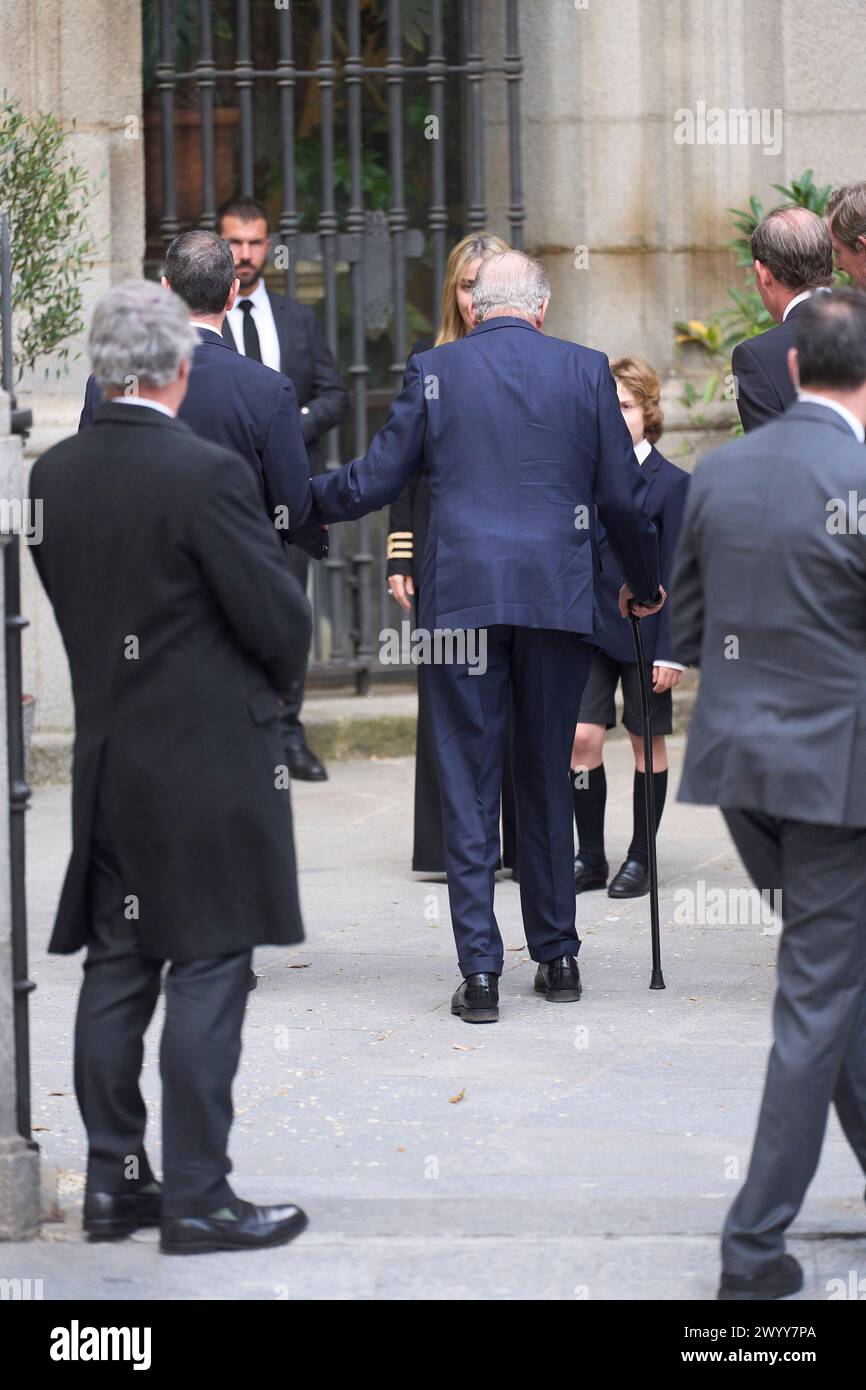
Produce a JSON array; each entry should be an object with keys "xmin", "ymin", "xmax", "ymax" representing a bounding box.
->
[{"xmin": 653, "ymin": 660, "xmax": 685, "ymax": 672}]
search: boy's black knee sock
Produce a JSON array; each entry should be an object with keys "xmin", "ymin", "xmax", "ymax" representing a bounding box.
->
[
  {"xmin": 627, "ymin": 768, "xmax": 668, "ymax": 864},
  {"xmin": 572, "ymin": 764, "xmax": 607, "ymax": 868}
]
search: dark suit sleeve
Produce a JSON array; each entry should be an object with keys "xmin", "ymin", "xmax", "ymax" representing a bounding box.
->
[
  {"xmin": 668, "ymin": 472, "xmax": 705, "ymax": 668},
  {"xmin": 311, "ymin": 357, "xmax": 426, "ymax": 523},
  {"xmin": 653, "ymin": 471, "xmax": 691, "ymax": 662},
  {"xmin": 593, "ymin": 361, "xmax": 661, "ymax": 606},
  {"xmin": 78, "ymin": 376, "xmax": 99, "ymax": 431},
  {"xmin": 732, "ymin": 340, "xmax": 782, "ymax": 433},
  {"xmin": 386, "ymin": 476, "xmax": 416, "ymax": 577},
  {"xmin": 191, "ymin": 450, "xmax": 313, "ymax": 696},
  {"xmin": 262, "ymin": 376, "xmax": 328, "ymax": 559},
  {"xmin": 298, "ymin": 307, "xmax": 348, "ymax": 446}
]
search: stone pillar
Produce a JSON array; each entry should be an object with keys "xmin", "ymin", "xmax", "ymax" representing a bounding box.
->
[
  {"xmin": 0, "ymin": 390, "xmax": 39, "ymax": 1240},
  {"xmin": 0, "ymin": 0, "xmax": 145, "ymax": 759}
]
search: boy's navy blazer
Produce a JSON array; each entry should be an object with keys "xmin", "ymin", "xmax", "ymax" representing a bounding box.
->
[
  {"xmin": 312, "ymin": 316, "xmax": 661, "ymax": 636},
  {"xmin": 79, "ymin": 328, "xmax": 326, "ymax": 559},
  {"xmin": 596, "ymin": 445, "xmax": 690, "ymax": 665}
]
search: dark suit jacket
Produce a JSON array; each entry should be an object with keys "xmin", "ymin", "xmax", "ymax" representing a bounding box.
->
[
  {"xmin": 222, "ymin": 290, "xmax": 348, "ymax": 475},
  {"xmin": 731, "ymin": 298, "xmax": 810, "ymax": 433},
  {"xmin": 671, "ymin": 399, "xmax": 866, "ymax": 825},
  {"xmin": 79, "ymin": 329, "xmax": 327, "ymax": 559},
  {"xmin": 312, "ymin": 317, "xmax": 661, "ymax": 635},
  {"xmin": 597, "ymin": 444, "xmax": 690, "ymax": 665},
  {"xmin": 386, "ymin": 336, "xmax": 434, "ymax": 584},
  {"xmin": 32, "ymin": 402, "xmax": 313, "ymax": 960}
]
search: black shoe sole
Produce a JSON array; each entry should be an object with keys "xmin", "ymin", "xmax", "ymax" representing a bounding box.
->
[
  {"xmin": 288, "ymin": 769, "xmax": 328, "ymax": 782},
  {"xmin": 607, "ymin": 883, "xmax": 649, "ymax": 899},
  {"xmin": 450, "ymin": 1003, "xmax": 499, "ymax": 1023},
  {"xmin": 575, "ymin": 878, "xmax": 608, "ymax": 894},
  {"xmin": 717, "ymin": 1269, "xmax": 804, "ymax": 1301},
  {"xmin": 533, "ymin": 978, "xmax": 582, "ymax": 1003},
  {"xmin": 161, "ymin": 1211, "xmax": 309, "ymax": 1256}
]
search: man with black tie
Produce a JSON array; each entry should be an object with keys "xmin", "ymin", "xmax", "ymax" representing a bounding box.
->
[
  {"xmin": 310, "ymin": 251, "xmax": 664, "ymax": 1023},
  {"xmin": 217, "ymin": 197, "xmax": 349, "ymax": 782},
  {"xmin": 36, "ymin": 280, "xmax": 312, "ymax": 1254},
  {"xmin": 731, "ymin": 206, "xmax": 832, "ymax": 431},
  {"xmin": 671, "ymin": 289, "xmax": 866, "ymax": 1300}
]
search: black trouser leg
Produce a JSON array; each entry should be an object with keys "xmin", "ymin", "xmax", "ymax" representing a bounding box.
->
[
  {"xmin": 282, "ymin": 545, "xmax": 310, "ymax": 732},
  {"xmin": 74, "ymin": 839, "xmax": 162, "ymax": 1193},
  {"xmin": 159, "ymin": 949, "xmax": 252, "ymax": 1218}
]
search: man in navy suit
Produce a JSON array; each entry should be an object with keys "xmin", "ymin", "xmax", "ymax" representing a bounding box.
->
[
  {"xmin": 731, "ymin": 207, "xmax": 832, "ymax": 432},
  {"xmin": 217, "ymin": 197, "xmax": 349, "ymax": 782},
  {"xmin": 78, "ymin": 231, "xmax": 326, "ymax": 566},
  {"xmin": 311, "ymin": 251, "xmax": 664, "ymax": 1023}
]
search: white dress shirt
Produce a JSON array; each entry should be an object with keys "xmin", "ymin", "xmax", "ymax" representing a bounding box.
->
[
  {"xmin": 225, "ymin": 279, "xmax": 282, "ymax": 372},
  {"xmin": 634, "ymin": 437, "xmax": 683, "ymax": 672},
  {"xmin": 111, "ymin": 396, "xmax": 176, "ymax": 418}
]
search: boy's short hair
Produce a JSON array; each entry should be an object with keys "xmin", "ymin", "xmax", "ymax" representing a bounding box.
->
[{"xmin": 610, "ymin": 356, "xmax": 663, "ymax": 444}]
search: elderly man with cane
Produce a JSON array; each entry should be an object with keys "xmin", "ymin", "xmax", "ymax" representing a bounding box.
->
[
  {"xmin": 671, "ymin": 288, "xmax": 866, "ymax": 1300},
  {"xmin": 310, "ymin": 251, "xmax": 665, "ymax": 1022}
]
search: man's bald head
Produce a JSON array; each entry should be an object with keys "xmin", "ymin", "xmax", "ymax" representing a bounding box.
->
[{"xmin": 471, "ymin": 250, "xmax": 551, "ymax": 327}]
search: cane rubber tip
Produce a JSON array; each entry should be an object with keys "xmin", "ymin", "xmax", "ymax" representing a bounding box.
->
[{"xmin": 649, "ymin": 971, "xmax": 666, "ymax": 990}]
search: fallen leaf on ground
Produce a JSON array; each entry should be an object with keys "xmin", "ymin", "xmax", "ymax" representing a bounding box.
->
[
  {"xmin": 449, "ymin": 1088, "xmax": 466, "ymax": 1104},
  {"xmin": 288, "ymin": 963, "xmax": 311, "ymax": 969},
  {"xmin": 452, "ymin": 1043, "xmax": 477, "ymax": 1052}
]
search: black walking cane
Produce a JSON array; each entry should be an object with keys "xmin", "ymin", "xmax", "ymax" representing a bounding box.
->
[{"xmin": 629, "ymin": 611, "xmax": 666, "ymax": 990}]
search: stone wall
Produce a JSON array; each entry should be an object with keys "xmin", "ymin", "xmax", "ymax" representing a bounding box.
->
[{"xmin": 0, "ymin": 0, "xmax": 145, "ymax": 740}]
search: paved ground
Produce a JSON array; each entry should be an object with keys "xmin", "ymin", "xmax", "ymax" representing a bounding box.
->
[{"xmin": 3, "ymin": 737, "xmax": 864, "ymax": 1300}]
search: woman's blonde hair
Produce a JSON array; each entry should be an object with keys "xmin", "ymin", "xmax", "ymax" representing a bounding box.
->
[
  {"xmin": 435, "ymin": 231, "xmax": 512, "ymax": 345},
  {"xmin": 610, "ymin": 355, "xmax": 664, "ymax": 445}
]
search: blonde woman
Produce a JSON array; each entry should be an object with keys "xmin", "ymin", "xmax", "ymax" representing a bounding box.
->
[{"xmin": 386, "ymin": 231, "xmax": 515, "ymax": 874}]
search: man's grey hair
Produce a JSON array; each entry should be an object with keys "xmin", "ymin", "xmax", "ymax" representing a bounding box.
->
[
  {"xmin": 750, "ymin": 205, "xmax": 833, "ymax": 291},
  {"xmin": 89, "ymin": 280, "xmax": 198, "ymax": 391},
  {"xmin": 471, "ymin": 250, "xmax": 551, "ymax": 322}
]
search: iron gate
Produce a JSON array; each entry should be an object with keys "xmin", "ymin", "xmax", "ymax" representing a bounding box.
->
[{"xmin": 145, "ymin": 0, "xmax": 524, "ymax": 688}]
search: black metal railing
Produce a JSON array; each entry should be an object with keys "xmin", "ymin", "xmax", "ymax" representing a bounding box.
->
[
  {"xmin": 148, "ymin": 0, "xmax": 524, "ymax": 687},
  {"xmin": 0, "ymin": 208, "xmax": 35, "ymax": 1144}
]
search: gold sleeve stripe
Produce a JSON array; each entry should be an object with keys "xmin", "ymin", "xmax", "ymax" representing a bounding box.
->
[{"xmin": 387, "ymin": 532, "xmax": 414, "ymax": 559}]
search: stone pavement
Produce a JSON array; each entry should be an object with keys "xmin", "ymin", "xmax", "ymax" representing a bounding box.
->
[{"xmin": 2, "ymin": 737, "xmax": 864, "ymax": 1301}]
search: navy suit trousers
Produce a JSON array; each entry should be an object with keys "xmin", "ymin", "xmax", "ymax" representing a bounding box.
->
[{"xmin": 426, "ymin": 625, "xmax": 594, "ymax": 975}]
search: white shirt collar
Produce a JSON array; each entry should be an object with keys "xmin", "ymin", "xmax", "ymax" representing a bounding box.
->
[
  {"xmin": 797, "ymin": 392, "xmax": 866, "ymax": 443},
  {"xmin": 782, "ymin": 290, "xmax": 813, "ymax": 322},
  {"xmin": 110, "ymin": 396, "xmax": 175, "ymax": 419},
  {"xmin": 634, "ymin": 437, "xmax": 652, "ymax": 465},
  {"xmin": 239, "ymin": 279, "xmax": 269, "ymax": 310},
  {"xmin": 189, "ymin": 320, "xmax": 224, "ymax": 338}
]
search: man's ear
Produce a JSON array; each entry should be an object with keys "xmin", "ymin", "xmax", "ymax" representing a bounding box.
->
[
  {"xmin": 536, "ymin": 296, "xmax": 550, "ymax": 329},
  {"xmin": 787, "ymin": 345, "xmax": 800, "ymax": 390},
  {"xmin": 160, "ymin": 275, "xmax": 170, "ymax": 291},
  {"xmin": 225, "ymin": 278, "xmax": 240, "ymax": 314}
]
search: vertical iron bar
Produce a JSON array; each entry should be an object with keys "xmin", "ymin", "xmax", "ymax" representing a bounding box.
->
[
  {"xmin": 197, "ymin": 0, "xmax": 216, "ymax": 228},
  {"xmin": 6, "ymin": 536, "xmax": 32, "ymax": 1142},
  {"xmin": 235, "ymin": 0, "xmax": 254, "ymax": 196},
  {"xmin": 428, "ymin": 0, "xmax": 447, "ymax": 314},
  {"xmin": 0, "ymin": 213, "xmax": 12, "ymax": 402},
  {"xmin": 505, "ymin": 0, "xmax": 524, "ymax": 250},
  {"xmin": 387, "ymin": 0, "xmax": 408, "ymax": 384},
  {"xmin": 318, "ymin": 0, "xmax": 347, "ymax": 668},
  {"xmin": 157, "ymin": 0, "xmax": 179, "ymax": 244},
  {"xmin": 276, "ymin": 4, "xmax": 298, "ymax": 299},
  {"xmin": 346, "ymin": 1, "xmax": 373, "ymax": 683},
  {"xmin": 463, "ymin": 0, "xmax": 486, "ymax": 232}
]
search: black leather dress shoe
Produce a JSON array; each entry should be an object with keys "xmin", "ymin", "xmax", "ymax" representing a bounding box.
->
[
  {"xmin": 161, "ymin": 1199, "xmax": 308, "ymax": 1256},
  {"xmin": 534, "ymin": 955, "xmax": 582, "ymax": 1002},
  {"xmin": 451, "ymin": 973, "xmax": 499, "ymax": 1023},
  {"xmin": 574, "ymin": 857, "xmax": 608, "ymax": 893},
  {"xmin": 247, "ymin": 968, "xmax": 258, "ymax": 992},
  {"xmin": 718, "ymin": 1254, "xmax": 803, "ymax": 1301},
  {"xmin": 608, "ymin": 858, "xmax": 650, "ymax": 898},
  {"xmin": 84, "ymin": 1184, "xmax": 162, "ymax": 1240},
  {"xmin": 286, "ymin": 737, "xmax": 328, "ymax": 782}
]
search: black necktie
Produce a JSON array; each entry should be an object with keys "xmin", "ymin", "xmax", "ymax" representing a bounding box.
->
[{"xmin": 238, "ymin": 299, "xmax": 262, "ymax": 363}]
